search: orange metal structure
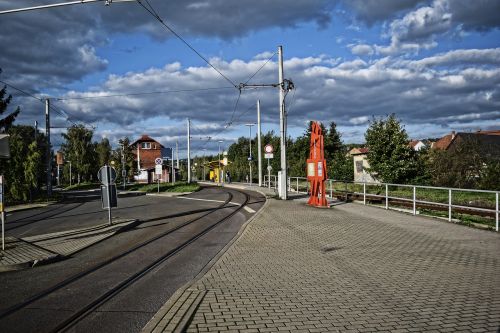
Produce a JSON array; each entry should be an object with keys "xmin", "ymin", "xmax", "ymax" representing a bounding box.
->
[{"xmin": 307, "ymin": 122, "xmax": 328, "ymax": 207}]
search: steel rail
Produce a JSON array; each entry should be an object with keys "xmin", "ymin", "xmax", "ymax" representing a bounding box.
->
[
  {"xmin": 0, "ymin": 190, "xmax": 235, "ymax": 320},
  {"xmin": 50, "ymin": 189, "xmax": 251, "ymax": 332}
]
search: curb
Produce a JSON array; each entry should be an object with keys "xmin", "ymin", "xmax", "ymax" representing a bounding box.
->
[
  {"xmin": 142, "ymin": 187, "xmax": 270, "ymax": 333},
  {"xmin": 0, "ymin": 219, "xmax": 139, "ymax": 273},
  {"xmin": 5, "ymin": 201, "xmax": 58, "ymax": 214}
]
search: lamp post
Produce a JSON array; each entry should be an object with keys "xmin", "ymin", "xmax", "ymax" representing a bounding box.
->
[
  {"xmin": 203, "ymin": 148, "xmax": 207, "ymax": 181},
  {"xmin": 218, "ymin": 140, "xmax": 223, "ymax": 184},
  {"xmin": 245, "ymin": 124, "xmax": 255, "ymax": 185}
]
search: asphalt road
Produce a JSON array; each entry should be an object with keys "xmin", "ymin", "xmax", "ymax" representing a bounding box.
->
[{"xmin": 0, "ymin": 186, "xmax": 266, "ymax": 333}]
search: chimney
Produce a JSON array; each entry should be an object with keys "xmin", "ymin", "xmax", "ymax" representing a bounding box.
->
[{"xmin": 451, "ymin": 131, "xmax": 455, "ymax": 139}]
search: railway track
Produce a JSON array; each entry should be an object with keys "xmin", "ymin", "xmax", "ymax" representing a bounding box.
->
[{"xmin": 0, "ymin": 188, "xmax": 252, "ymax": 332}]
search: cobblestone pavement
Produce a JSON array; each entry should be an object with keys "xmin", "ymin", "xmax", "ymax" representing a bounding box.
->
[{"xmin": 148, "ymin": 199, "xmax": 500, "ymax": 333}]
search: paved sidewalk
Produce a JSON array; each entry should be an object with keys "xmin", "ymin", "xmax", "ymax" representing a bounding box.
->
[
  {"xmin": 0, "ymin": 218, "xmax": 137, "ymax": 271},
  {"xmin": 144, "ymin": 198, "xmax": 500, "ymax": 332}
]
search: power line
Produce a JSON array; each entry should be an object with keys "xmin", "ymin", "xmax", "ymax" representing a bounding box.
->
[
  {"xmin": 56, "ymin": 86, "xmax": 234, "ymax": 100},
  {"xmin": 135, "ymin": 0, "xmax": 238, "ymax": 88},
  {"xmin": 0, "ymin": 79, "xmax": 43, "ymax": 102},
  {"xmin": 242, "ymin": 51, "xmax": 277, "ymax": 86}
]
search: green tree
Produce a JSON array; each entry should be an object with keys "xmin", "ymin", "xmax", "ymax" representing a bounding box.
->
[
  {"xmin": 25, "ymin": 141, "xmax": 42, "ymax": 201},
  {"xmin": 61, "ymin": 125, "xmax": 95, "ymax": 183},
  {"xmin": 0, "ymin": 70, "xmax": 20, "ymax": 133},
  {"xmin": 96, "ymin": 138, "xmax": 112, "ymax": 166},
  {"xmin": 0, "ymin": 126, "xmax": 45, "ymax": 202},
  {"xmin": 365, "ymin": 114, "xmax": 418, "ymax": 183},
  {"xmin": 324, "ymin": 122, "xmax": 353, "ymax": 181},
  {"xmin": 110, "ymin": 137, "xmax": 137, "ymax": 184}
]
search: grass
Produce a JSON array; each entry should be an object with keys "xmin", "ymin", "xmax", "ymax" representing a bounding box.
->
[
  {"xmin": 124, "ymin": 181, "xmax": 200, "ymax": 193},
  {"xmin": 63, "ymin": 182, "xmax": 101, "ymax": 191},
  {"xmin": 289, "ymin": 177, "xmax": 498, "ymax": 229}
]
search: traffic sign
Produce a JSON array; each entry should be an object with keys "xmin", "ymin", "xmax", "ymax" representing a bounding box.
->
[
  {"xmin": 267, "ymin": 165, "xmax": 273, "ymax": 171},
  {"xmin": 265, "ymin": 153, "xmax": 274, "ymax": 159},
  {"xmin": 101, "ymin": 184, "xmax": 117, "ymax": 209},
  {"xmin": 155, "ymin": 157, "xmax": 163, "ymax": 165},
  {"xmin": 264, "ymin": 144, "xmax": 273, "ymax": 154},
  {"xmin": 98, "ymin": 166, "xmax": 117, "ymax": 184},
  {"xmin": 155, "ymin": 164, "xmax": 162, "ymax": 175}
]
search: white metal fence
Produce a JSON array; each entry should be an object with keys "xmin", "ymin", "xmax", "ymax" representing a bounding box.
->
[{"xmin": 284, "ymin": 176, "xmax": 499, "ymax": 232}]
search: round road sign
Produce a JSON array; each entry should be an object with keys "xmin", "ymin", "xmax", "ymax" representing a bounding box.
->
[
  {"xmin": 98, "ymin": 165, "xmax": 117, "ymax": 184},
  {"xmin": 264, "ymin": 144, "xmax": 273, "ymax": 153},
  {"xmin": 155, "ymin": 157, "xmax": 163, "ymax": 165}
]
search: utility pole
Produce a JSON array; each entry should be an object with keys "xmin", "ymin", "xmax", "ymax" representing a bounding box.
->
[
  {"xmin": 45, "ymin": 99, "xmax": 52, "ymax": 197},
  {"xmin": 245, "ymin": 124, "xmax": 255, "ymax": 186},
  {"xmin": 171, "ymin": 147, "xmax": 175, "ymax": 183},
  {"xmin": 218, "ymin": 140, "xmax": 223, "ymax": 184},
  {"xmin": 203, "ymin": 148, "xmax": 207, "ymax": 181},
  {"xmin": 34, "ymin": 120, "xmax": 38, "ymax": 141},
  {"xmin": 278, "ymin": 45, "xmax": 287, "ymax": 200},
  {"xmin": 187, "ymin": 118, "xmax": 191, "ymax": 183},
  {"xmin": 176, "ymin": 140, "xmax": 179, "ymax": 169},
  {"xmin": 257, "ymin": 100, "xmax": 262, "ymax": 187},
  {"xmin": 122, "ymin": 142, "xmax": 126, "ymax": 190}
]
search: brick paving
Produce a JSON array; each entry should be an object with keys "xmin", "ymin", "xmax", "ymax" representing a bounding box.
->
[{"xmin": 145, "ymin": 199, "xmax": 500, "ymax": 333}]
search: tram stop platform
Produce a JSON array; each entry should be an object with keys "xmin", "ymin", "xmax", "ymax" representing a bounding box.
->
[
  {"xmin": 143, "ymin": 185, "xmax": 500, "ymax": 333},
  {"xmin": 0, "ymin": 219, "xmax": 137, "ymax": 272}
]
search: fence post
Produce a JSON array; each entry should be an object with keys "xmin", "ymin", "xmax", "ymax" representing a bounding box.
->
[
  {"xmin": 448, "ymin": 189, "xmax": 452, "ymax": 222},
  {"xmin": 363, "ymin": 182, "xmax": 366, "ymax": 205},
  {"xmin": 297, "ymin": 178, "xmax": 299, "ymax": 193},
  {"xmin": 345, "ymin": 181, "xmax": 348, "ymax": 201},
  {"xmin": 496, "ymin": 192, "xmax": 498, "ymax": 232},
  {"xmin": 330, "ymin": 180, "xmax": 332, "ymax": 198},
  {"xmin": 413, "ymin": 186, "xmax": 416, "ymax": 215},
  {"xmin": 385, "ymin": 184, "xmax": 388, "ymax": 210}
]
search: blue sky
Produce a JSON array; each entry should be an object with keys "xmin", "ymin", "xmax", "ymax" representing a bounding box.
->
[{"xmin": 1, "ymin": 0, "xmax": 499, "ymax": 156}]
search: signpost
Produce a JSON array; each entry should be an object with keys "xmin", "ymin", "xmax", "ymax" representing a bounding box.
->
[
  {"xmin": 0, "ymin": 175, "xmax": 4, "ymax": 250},
  {"xmin": 0, "ymin": 135, "xmax": 9, "ymax": 250},
  {"xmin": 155, "ymin": 158, "xmax": 162, "ymax": 193},
  {"xmin": 98, "ymin": 165, "xmax": 117, "ymax": 225},
  {"xmin": 264, "ymin": 144, "xmax": 274, "ymax": 189}
]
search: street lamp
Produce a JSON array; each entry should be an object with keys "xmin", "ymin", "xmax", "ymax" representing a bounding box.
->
[
  {"xmin": 218, "ymin": 140, "xmax": 223, "ymax": 184},
  {"xmin": 245, "ymin": 124, "xmax": 255, "ymax": 185},
  {"xmin": 203, "ymin": 148, "xmax": 207, "ymax": 181}
]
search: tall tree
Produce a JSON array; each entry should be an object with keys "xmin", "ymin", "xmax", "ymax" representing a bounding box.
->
[
  {"xmin": 0, "ymin": 70, "xmax": 20, "ymax": 133},
  {"xmin": 25, "ymin": 141, "xmax": 42, "ymax": 201},
  {"xmin": 61, "ymin": 125, "xmax": 95, "ymax": 183},
  {"xmin": 365, "ymin": 114, "xmax": 418, "ymax": 183},
  {"xmin": 110, "ymin": 137, "xmax": 137, "ymax": 184},
  {"xmin": 96, "ymin": 138, "xmax": 112, "ymax": 166},
  {"xmin": 324, "ymin": 122, "xmax": 353, "ymax": 181}
]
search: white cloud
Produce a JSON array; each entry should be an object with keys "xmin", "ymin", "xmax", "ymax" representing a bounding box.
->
[{"xmin": 349, "ymin": 44, "xmax": 374, "ymax": 56}]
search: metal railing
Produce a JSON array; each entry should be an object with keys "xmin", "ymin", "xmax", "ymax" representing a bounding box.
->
[
  {"xmin": 287, "ymin": 176, "xmax": 500, "ymax": 232},
  {"xmin": 263, "ymin": 175, "xmax": 278, "ymax": 190}
]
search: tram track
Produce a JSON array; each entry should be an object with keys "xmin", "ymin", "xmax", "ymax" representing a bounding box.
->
[{"xmin": 0, "ymin": 188, "xmax": 252, "ymax": 333}]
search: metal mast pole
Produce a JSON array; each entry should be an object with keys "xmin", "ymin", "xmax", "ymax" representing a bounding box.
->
[
  {"xmin": 171, "ymin": 147, "xmax": 175, "ymax": 183},
  {"xmin": 187, "ymin": 118, "xmax": 191, "ymax": 183},
  {"xmin": 245, "ymin": 124, "xmax": 254, "ymax": 185},
  {"xmin": 278, "ymin": 45, "xmax": 287, "ymax": 200},
  {"xmin": 218, "ymin": 141, "xmax": 222, "ymax": 184},
  {"xmin": 176, "ymin": 140, "xmax": 179, "ymax": 169},
  {"xmin": 122, "ymin": 143, "xmax": 126, "ymax": 190},
  {"xmin": 257, "ymin": 100, "xmax": 262, "ymax": 187},
  {"xmin": 45, "ymin": 99, "xmax": 52, "ymax": 197}
]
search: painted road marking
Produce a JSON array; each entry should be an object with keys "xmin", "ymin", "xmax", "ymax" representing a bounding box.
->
[{"xmin": 243, "ymin": 206, "xmax": 256, "ymax": 213}]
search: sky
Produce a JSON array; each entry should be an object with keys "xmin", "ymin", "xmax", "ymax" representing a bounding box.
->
[{"xmin": 0, "ymin": 0, "xmax": 499, "ymax": 157}]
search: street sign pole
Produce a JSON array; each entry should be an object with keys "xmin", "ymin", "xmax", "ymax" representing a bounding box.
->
[
  {"xmin": 106, "ymin": 165, "xmax": 112, "ymax": 226},
  {"xmin": 1, "ymin": 175, "xmax": 4, "ymax": 250},
  {"xmin": 267, "ymin": 159, "xmax": 271, "ymax": 190}
]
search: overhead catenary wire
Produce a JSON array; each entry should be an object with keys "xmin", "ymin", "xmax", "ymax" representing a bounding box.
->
[
  {"xmin": 55, "ymin": 86, "xmax": 234, "ymax": 101},
  {"xmin": 135, "ymin": 0, "xmax": 238, "ymax": 89}
]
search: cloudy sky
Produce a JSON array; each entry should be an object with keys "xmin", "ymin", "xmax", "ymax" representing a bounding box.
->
[{"xmin": 0, "ymin": 0, "xmax": 499, "ymax": 156}]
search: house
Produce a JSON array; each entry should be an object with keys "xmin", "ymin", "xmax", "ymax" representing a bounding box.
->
[
  {"xmin": 348, "ymin": 147, "xmax": 379, "ymax": 183},
  {"xmin": 432, "ymin": 130, "xmax": 500, "ymax": 159},
  {"xmin": 409, "ymin": 140, "xmax": 426, "ymax": 151},
  {"xmin": 131, "ymin": 135, "xmax": 179, "ymax": 183}
]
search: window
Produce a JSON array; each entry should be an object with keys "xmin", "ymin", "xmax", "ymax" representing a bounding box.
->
[
  {"xmin": 141, "ymin": 142, "xmax": 151, "ymax": 149},
  {"xmin": 355, "ymin": 160, "xmax": 363, "ymax": 173}
]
